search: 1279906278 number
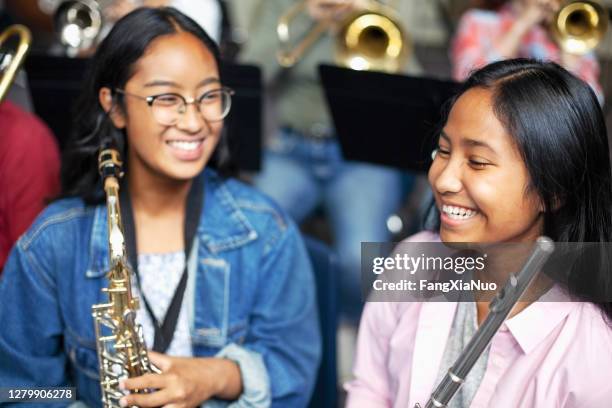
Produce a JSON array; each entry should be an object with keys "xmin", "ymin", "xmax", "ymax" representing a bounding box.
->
[{"xmin": 0, "ymin": 387, "xmax": 76, "ymax": 402}]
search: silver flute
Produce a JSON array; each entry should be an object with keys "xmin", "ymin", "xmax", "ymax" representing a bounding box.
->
[{"xmin": 415, "ymin": 237, "xmax": 555, "ymax": 408}]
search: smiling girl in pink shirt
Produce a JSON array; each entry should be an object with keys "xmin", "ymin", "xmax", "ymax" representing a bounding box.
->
[{"xmin": 346, "ymin": 58, "xmax": 612, "ymax": 408}]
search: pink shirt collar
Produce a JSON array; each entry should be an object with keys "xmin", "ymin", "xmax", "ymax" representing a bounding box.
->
[{"xmin": 504, "ymin": 285, "xmax": 576, "ymax": 354}]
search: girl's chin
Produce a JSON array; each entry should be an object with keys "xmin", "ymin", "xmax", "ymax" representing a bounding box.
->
[
  {"xmin": 166, "ymin": 154, "xmax": 211, "ymax": 178},
  {"xmin": 160, "ymin": 162, "xmax": 208, "ymax": 182},
  {"xmin": 439, "ymin": 229, "xmax": 478, "ymax": 243}
]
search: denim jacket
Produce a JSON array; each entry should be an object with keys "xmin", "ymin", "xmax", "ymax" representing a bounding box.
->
[{"xmin": 0, "ymin": 169, "xmax": 321, "ymax": 407}]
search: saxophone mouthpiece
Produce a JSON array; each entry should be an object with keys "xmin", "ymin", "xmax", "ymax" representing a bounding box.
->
[{"xmin": 98, "ymin": 146, "xmax": 124, "ymax": 180}]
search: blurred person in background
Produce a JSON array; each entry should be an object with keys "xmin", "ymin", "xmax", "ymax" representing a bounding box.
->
[
  {"xmin": 451, "ymin": 0, "xmax": 603, "ymax": 100},
  {"xmin": 0, "ymin": 101, "xmax": 60, "ymax": 272},
  {"xmin": 240, "ymin": 0, "xmax": 429, "ymax": 323},
  {"xmin": 0, "ymin": 15, "xmax": 60, "ymax": 272}
]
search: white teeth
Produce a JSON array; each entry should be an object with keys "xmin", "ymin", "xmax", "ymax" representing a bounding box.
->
[
  {"xmin": 167, "ymin": 140, "xmax": 202, "ymax": 151},
  {"xmin": 442, "ymin": 205, "xmax": 478, "ymax": 220}
]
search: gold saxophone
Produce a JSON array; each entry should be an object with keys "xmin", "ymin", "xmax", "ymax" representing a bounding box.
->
[{"xmin": 92, "ymin": 147, "xmax": 158, "ymax": 408}]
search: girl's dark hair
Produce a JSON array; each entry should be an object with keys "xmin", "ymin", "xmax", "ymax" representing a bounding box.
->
[
  {"xmin": 428, "ymin": 58, "xmax": 612, "ymax": 321},
  {"xmin": 60, "ymin": 7, "xmax": 230, "ymax": 204}
]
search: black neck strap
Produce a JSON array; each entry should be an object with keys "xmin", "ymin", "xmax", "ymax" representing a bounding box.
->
[{"xmin": 120, "ymin": 176, "xmax": 204, "ymax": 353}]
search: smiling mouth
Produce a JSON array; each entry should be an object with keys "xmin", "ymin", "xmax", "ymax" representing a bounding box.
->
[
  {"xmin": 441, "ymin": 204, "xmax": 479, "ymax": 220},
  {"xmin": 166, "ymin": 139, "xmax": 204, "ymax": 151}
]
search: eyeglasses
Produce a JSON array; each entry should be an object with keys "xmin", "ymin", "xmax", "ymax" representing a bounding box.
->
[{"xmin": 114, "ymin": 87, "xmax": 234, "ymax": 125}]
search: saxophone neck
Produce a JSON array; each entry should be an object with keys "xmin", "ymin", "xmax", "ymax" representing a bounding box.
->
[
  {"xmin": 98, "ymin": 147, "xmax": 127, "ymax": 268},
  {"xmin": 107, "ymin": 191, "xmax": 125, "ymax": 265}
]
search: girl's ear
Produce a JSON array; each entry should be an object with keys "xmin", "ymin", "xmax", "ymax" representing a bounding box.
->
[{"xmin": 99, "ymin": 87, "xmax": 126, "ymax": 129}]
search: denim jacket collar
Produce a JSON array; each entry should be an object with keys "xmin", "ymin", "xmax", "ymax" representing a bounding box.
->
[{"xmin": 86, "ymin": 169, "xmax": 258, "ymax": 278}]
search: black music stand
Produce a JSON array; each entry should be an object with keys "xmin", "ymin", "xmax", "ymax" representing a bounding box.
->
[
  {"xmin": 24, "ymin": 55, "xmax": 263, "ymax": 171},
  {"xmin": 319, "ymin": 64, "xmax": 459, "ymax": 173}
]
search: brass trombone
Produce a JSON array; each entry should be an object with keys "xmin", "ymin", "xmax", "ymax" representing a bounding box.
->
[
  {"xmin": 551, "ymin": 0, "xmax": 608, "ymax": 54},
  {"xmin": 0, "ymin": 25, "xmax": 32, "ymax": 104},
  {"xmin": 277, "ymin": 0, "xmax": 410, "ymax": 73}
]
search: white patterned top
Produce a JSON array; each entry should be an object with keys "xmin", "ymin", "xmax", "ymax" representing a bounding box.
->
[{"xmin": 133, "ymin": 251, "xmax": 193, "ymax": 357}]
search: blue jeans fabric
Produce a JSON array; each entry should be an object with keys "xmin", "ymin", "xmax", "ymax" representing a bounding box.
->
[{"xmin": 255, "ymin": 129, "xmax": 406, "ymax": 319}]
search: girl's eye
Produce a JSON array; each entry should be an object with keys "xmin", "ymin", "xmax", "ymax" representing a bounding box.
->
[
  {"xmin": 155, "ymin": 95, "xmax": 181, "ymax": 106},
  {"xmin": 200, "ymin": 91, "xmax": 222, "ymax": 103},
  {"xmin": 469, "ymin": 160, "xmax": 490, "ymax": 169},
  {"xmin": 437, "ymin": 148, "xmax": 450, "ymax": 157}
]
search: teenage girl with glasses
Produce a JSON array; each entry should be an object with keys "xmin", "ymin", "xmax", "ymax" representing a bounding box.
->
[{"xmin": 0, "ymin": 8, "xmax": 320, "ymax": 407}]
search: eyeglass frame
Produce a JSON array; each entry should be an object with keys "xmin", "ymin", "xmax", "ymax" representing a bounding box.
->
[{"xmin": 113, "ymin": 87, "xmax": 235, "ymax": 124}]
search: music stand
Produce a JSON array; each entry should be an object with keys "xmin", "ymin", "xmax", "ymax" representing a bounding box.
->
[
  {"xmin": 319, "ymin": 64, "xmax": 459, "ymax": 173},
  {"xmin": 24, "ymin": 55, "xmax": 263, "ymax": 171}
]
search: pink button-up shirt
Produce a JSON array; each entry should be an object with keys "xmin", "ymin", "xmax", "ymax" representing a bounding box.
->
[{"xmin": 346, "ymin": 232, "xmax": 612, "ymax": 408}]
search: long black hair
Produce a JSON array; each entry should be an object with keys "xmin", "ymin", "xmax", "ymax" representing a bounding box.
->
[
  {"xmin": 60, "ymin": 7, "xmax": 229, "ymax": 204},
  {"xmin": 428, "ymin": 58, "xmax": 612, "ymax": 321}
]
